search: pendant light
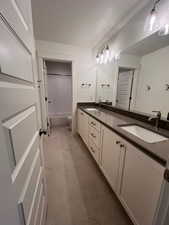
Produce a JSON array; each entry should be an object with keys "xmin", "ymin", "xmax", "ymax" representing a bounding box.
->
[
  {"xmin": 114, "ymin": 53, "xmax": 120, "ymax": 61},
  {"xmin": 103, "ymin": 45, "xmax": 110, "ymax": 64},
  {"xmin": 100, "ymin": 51, "xmax": 104, "ymax": 64},
  {"xmin": 158, "ymin": 24, "xmax": 169, "ymax": 36},
  {"xmin": 96, "ymin": 54, "xmax": 100, "ymax": 64},
  {"xmin": 148, "ymin": 0, "xmax": 160, "ymax": 32}
]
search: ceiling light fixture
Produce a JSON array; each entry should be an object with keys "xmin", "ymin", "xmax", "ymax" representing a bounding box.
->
[
  {"xmin": 109, "ymin": 51, "xmax": 114, "ymax": 62},
  {"xmin": 96, "ymin": 54, "xmax": 100, "ymax": 64},
  {"xmin": 103, "ymin": 45, "xmax": 110, "ymax": 64},
  {"xmin": 100, "ymin": 51, "xmax": 104, "ymax": 64},
  {"xmin": 148, "ymin": 0, "xmax": 161, "ymax": 32},
  {"xmin": 96, "ymin": 45, "xmax": 120, "ymax": 65},
  {"xmin": 114, "ymin": 53, "xmax": 120, "ymax": 61},
  {"xmin": 158, "ymin": 24, "xmax": 169, "ymax": 36}
]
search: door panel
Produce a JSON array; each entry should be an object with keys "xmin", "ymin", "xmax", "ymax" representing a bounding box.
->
[
  {"xmin": 0, "ymin": 0, "xmax": 34, "ymax": 52},
  {"xmin": 0, "ymin": 82, "xmax": 36, "ymax": 119},
  {"xmin": 0, "ymin": 18, "xmax": 33, "ymax": 81},
  {"xmin": 19, "ymin": 152, "xmax": 40, "ymax": 223},
  {"xmin": 0, "ymin": 3, "xmax": 46, "ymax": 224},
  {"xmin": 39, "ymin": 196, "xmax": 46, "ymax": 225},
  {"xmin": 3, "ymin": 106, "xmax": 37, "ymax": 166},
  {"xmin": 34, "ymin": 184, "xmax": 44, "ymax": 225},
  {"xmin": 12, "ymin": 133, "xmax": 39, "ymax": 198},
  {"xmin": 29, "ymin": 168, "xmax": 43, "ymax": 225},
  {"xmin": 116, "ymin": 71, "xmax": 133, "ymax": 110}
]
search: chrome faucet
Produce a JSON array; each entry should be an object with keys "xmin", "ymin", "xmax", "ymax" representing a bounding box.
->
[{"xmin": 148, "ymin": 111, "xmax": 161, "ymax": 131}]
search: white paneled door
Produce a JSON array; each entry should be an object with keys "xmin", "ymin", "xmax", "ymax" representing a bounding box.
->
[
  {"xmin": 116, "ymin": 70, "xmax": 134, "ymax": 110},
  {"xmin": 0, "ymin": 1, "xmax": 47, "ymax": 225}
]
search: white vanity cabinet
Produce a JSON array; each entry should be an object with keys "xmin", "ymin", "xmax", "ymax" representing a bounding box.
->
[
  {"xmin": 77, "ymin": 108, "xmax": 165, "ymax": 225},
  {"xmin": 88, "ymin": 117, "xmax": 101, "ymax": 164},
  {"xmin": 101, "ymin": 126, "xmax": 126, "ymax": 194},
  {"xmin": 120, "ymin": 141, "xmax": 165, "ymax": 225},
  {"xmin": 78, "ymin": 109, "xmax": 89, "ymax": 146},
  {"xmin": 78, "ymin": 109, "xmax": 101, "ymax": 164}
]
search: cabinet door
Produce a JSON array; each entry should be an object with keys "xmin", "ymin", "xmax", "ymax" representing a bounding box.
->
[
  {"xmin": 83, "ymin": 112, "xmax": 89, "ymax": 146},
  {"xmin": 101, "ymin": 127, "xmax": 125, "ymax": 193},
  {"xmin": 78, "ymin": 109, "xmax": 84, "ymax": 137},
  {"xmin": 78, "ymin": 110, "xmax": 88, "ymax": 146},
  {"xmin": 121, "ymin": 143, "xmax": 164, "ymax": 225}
]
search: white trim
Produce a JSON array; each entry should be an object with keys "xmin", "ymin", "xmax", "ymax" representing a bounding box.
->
[
  {"xmin": 11, "ymin": 0, "xmax": 29, "ymax": 31},
  {"xmin": 38, "ymin": 56, "xmax": 75, "ymax": 133}
]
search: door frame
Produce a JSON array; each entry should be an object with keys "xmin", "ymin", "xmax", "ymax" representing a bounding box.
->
[{"xmin": 37, "ymin": 56, "xmax": 74, "ymax": 133}]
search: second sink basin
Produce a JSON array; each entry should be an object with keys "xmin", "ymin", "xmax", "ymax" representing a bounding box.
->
[
  {"xmin": 120, "ymin": 125, "xmax": 168, "ymax": 143},
  {"xmin": 86, "ymin": 108, "xmax": 98, "ymax": 112}
]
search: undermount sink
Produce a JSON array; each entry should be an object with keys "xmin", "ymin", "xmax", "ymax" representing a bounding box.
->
[
  {"xmin": 120, "ymin": 125, "xmax": 168, "ymax": 143},
  {"xmin": 86, "ymin": 108, "xmax": 98, "ymax": 111}
]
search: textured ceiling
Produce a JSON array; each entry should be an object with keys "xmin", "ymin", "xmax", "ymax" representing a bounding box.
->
[{"xmin": 32, "ymin": 0, "xmax": 150, "ymax": 48}]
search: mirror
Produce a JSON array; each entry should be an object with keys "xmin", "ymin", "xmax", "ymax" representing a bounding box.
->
[{"xmin": 96, "ymin": 32, "xmax": 169, "ymax": 119}]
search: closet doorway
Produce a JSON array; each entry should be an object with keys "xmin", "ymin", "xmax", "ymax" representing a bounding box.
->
[{"xmin": 45, "ymin": 60, "xmax": 72, "ymax": 131}]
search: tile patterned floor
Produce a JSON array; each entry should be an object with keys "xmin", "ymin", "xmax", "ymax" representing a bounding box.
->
[{"xmin": 44, "ymin": 126, "xmax": 132, "ymax": 225}]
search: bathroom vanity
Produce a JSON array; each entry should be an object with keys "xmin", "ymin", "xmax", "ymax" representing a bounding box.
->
[
  {"xmin": 77, "ymin": 104, "xmax": 169, "ymax": 225},
  {"xmin": 76, "ymin": 22, "xmax": 169, "ymax": 225}
]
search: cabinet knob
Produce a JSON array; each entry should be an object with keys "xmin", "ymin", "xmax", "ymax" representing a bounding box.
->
[
  {"xmin": 91, "ymin": 133, "xmax": 96, "ymax": 138},
  {"xmin": 39, "ymin": 129, "xmax": 47, "ymax": 136},
  {"xmin": 116, "ymin": 141, "xmax": 120, "ymax": 145},
  {"xmin": 164, "ymin": 169, "xmax": 169, "ymax": 182},
  {"xmin": 120, "ymin": 144, "xmax": 125, "ymax": 148},
  {"xmin": 90, "ymin": 147, "xmax": 95, "ymax": 153}
]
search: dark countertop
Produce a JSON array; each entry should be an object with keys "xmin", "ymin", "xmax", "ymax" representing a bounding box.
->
[{"xmin": 78, "ymin": 105, "xmax": 169, "ymax": 167}]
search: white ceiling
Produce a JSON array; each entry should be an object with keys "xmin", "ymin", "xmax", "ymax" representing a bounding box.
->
[{"xmin": 31, "ymin": 0, "xmax": 150, "ymax": 48}]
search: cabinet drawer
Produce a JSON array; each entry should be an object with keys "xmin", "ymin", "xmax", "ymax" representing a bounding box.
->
[
  {"xmin": 88, "ymin": 117, "xmax": 101, "ymax": 132},
  {"xmin": 89, "ymin": 126, "xmax": 100, "ymax": 148},
  {"xmin": 88, "ymin": 138, "xmax": 99, "ymax": 162}
]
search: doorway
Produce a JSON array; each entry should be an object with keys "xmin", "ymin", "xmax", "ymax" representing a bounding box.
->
[
  {"xmin": 44, "ymin": 60, "xmax": 72, "ymax": 132},
  {"xmin": 116, "ymin": 67, "xmax": 135, "ymax": 110}
]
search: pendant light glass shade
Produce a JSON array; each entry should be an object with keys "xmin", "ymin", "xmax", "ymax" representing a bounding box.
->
[
  {"xmin": 158, "ymin": 24, "xmax": 169, "ymax": 36},
  {"xmin": 149, "ymin": 9, "xmax": 157, "ymax": 32},
  {"xmin": 109, "ymin": 51, "xmax": 114, "ymax": 62},
  {"xmin": 96, "ymin": 54, "xmax": 100, "ymax": 64},
  {"xmin": 100, "ymin": 52, "xmax": 104, "ymax": 64},
  {"xmin": 103, "ymin": 46, "xmax": 109, "ymax": 64}
]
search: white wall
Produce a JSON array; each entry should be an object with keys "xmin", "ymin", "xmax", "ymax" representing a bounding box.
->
[
  {"xmin": 134, "ymin": 45, "xmax": 169, "ymax": 118},
  {"xmin": 36, "ymin": 40, "xmax": 94, "ymax": 132}
]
